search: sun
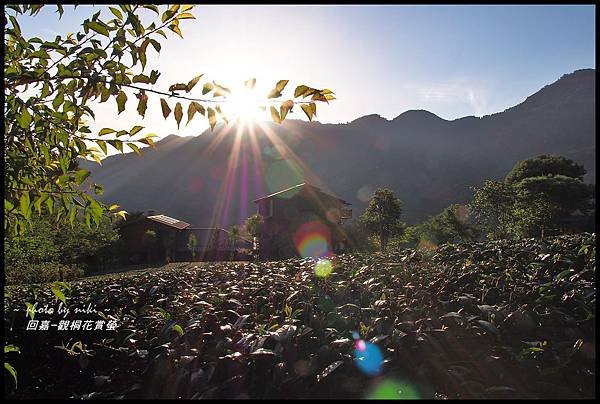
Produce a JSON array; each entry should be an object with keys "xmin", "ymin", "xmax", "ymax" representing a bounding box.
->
[{"xmin": 225, "ymin": 86, "xmax": 265, "ymax": 125}]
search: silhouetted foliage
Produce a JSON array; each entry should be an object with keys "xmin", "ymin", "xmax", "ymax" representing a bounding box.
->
[
  {"xmin": 407, "ymin": 204, "xmax": 480, "ymax": 245},
  {"xmin": 4, "ymin": 213, "xmax": 118, "ymax": 284},
  {"xmin": 361, "ymin": 188, "xmax": 403, "ymax": 252},
  {"xmin": 470, "ymin": 155, "xmax": 594, "ymax": 239}
]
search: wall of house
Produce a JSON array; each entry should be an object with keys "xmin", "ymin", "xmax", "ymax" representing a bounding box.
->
[{"xmin": 258, "ymin": 189, "xmax": 349, "ymax": 260}]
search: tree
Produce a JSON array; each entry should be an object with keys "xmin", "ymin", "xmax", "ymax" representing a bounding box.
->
[
  {"xmin": 469, "ymin": 180, "xmax": 518, "ymax": 240},
  {"xmin": 470, "ymin": 155, "xmax": 594, "ymax": 240},
  {"xmin": 411, "ymin": 204, "xmax": 479, "ymax": 245},
  {"xmin": 361, "ymin": 188, "xmax": 403, "ymax": 253},
  {"xmin": 505, "ymin": 154, "xmax": 586, "ymax": 184},
  {"xmin": 244, "ymin": 213, "xmax": 264, "ymax": 238},
  {"xmin": 244, "ymin": 213, "xmax": 264, "ymax": 258},
  {"xmin": 4, "ymin": 212, "xmax": 119, "ymax": 283},
  {"xmin": 187, "ymin": 233, "xmax": 197, "ymax": 260},
  {"xmin": 4, "ymin": 4, "xmax": 336, "ymax": 236},
  {"xmin": 228, "ymin": 225, "xmax": 241, "ymax": 260}
]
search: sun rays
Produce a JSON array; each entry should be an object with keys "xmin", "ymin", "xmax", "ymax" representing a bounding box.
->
[{"xmin": 199, "ymin": 114, "xmax": 357, "ymax": 255}]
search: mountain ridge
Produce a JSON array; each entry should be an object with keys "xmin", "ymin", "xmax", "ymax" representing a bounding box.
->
[{"xmin": 81, "ymin": 69, "xmax": 595, "ymax": 226}]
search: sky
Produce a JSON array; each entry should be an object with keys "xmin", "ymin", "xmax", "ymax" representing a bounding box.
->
[{"xmin": 15, "ymin": 4, "xmax": 596, "ymax": 142}]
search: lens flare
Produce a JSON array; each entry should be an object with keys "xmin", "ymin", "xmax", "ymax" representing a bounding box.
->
[
  {"xmin": 354, "ymin": 341, "xmax": 383, "ymax": 376},
  {"xmin": 367, "ymin": 380, "xmax": 420, "ymax": 399},
  {"xmin": 293, "ymin": 221, "xmax": 332, "ymax": 258},
  {"xmin": 264, "ymin": 159, "xmax": 304, "ymax": 196},
  {"xmin": 314, "ymin": 259, "xmax": 333, "ymax": 278}
]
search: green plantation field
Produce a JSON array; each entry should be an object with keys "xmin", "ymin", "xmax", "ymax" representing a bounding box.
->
[{"xmin": 3, "ymin": 233, "xmax": 595, "ymax": 399}]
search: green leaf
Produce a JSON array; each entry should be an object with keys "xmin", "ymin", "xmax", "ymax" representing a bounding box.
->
[
  {"xmin": 4, "ymin": 362, "xmax": 17, "ymax": 388},
  {"xmin": 109, "ymin": 140, "xmax": 124, "ymax": 153},
  {"xmin": 137, "ymin": 93, "xmax": 148, "ymax": 117},
  {"xmin": 276, "ymin": 80, "xmax": 289, "ymax": 93},
  {"xmin": 267, "ymin": 89, "xmax": 282, "ymax": 99},
  {"xmin": 4, "ymin": 345, "xmax": 20, "ymax": 354},
  {"xmin": 168, "ymin": 23, "xmax": 183, "ymax": 38},
  {"xmin": 280, "ymin": 100, "xmax": 293, "ymax": 121},
  {"xmin": 116, "ymin": 90, "xmax": 127, "ymax": 114},
  {"xmin": 25, "ymin": 302, "xmax": 35, "ymax": 320},
  {"xmin": 128, "ymin": 143, "xmax": 141, "ymax": 155},
  {"xmin": 109, "ymin": 6, "xmax": 123, "ymax": 20},
  {"xmin": 187, "ymin": 102, "xmax": 199, "ymax": 125},
  {"xmin": 301, "ymin": 103, "xmax": 314, "ymax": 121},
  {"xmin": 9, "ymin": 15, "xmax": 21, "ymax": 37},
  {"xmin": 174, "ymin": 102, "xmax": 183, "ymax": 128},
  {"xmin": 160, "ymin": 98, "xmax": 171, "ymax": 119},
  {"xmin": 51, "ymin": 284, "xmax": 67, "ymax": 305},
  {"xmin": 177, "ymin": 12, "xmax": 195, "ymax": 20},
  {"xmin": 202, "ymin": 82, "xmax": 214, "ymax": 95},
  {"xmin": 270, "ymin": 106, "xmax": 281, "ymax": 124},
  {"xmin": 75, "ymin": 169, "xmax": 90, "ymax": 185},
  {"xmin": 98, "ymin": 128, "xmax": 115, "ymax": 136},
  {"xmin": 143, "ymin": 4, "xmax": 160, "ymax": 14},
  {"xmin": 172, "ymin": 324, "xmax": 185, "ymax": 336},
  {"xmin": 19, "ymin": 192, "xmax": 31, "ymax": 219},
  {"xmin": 294, "ymin": 85, "xmax": 309, "ymax": 98},
  {"xmin": 207, "ymin": 107, "xmax": 217, "ymax": 130},
  {"xmin": 162, "ymin": 9, "xmax": 176, "ymax": 23},
  {"xmin": 87, "ymin": 21, "xmax": 109, "ymax": 37},
  {"xmin": 18, "ymin": 107, "xmax": 32, "ymax": 129},
  {"xmin": 146, "ymin": 38, "xmax": 159, "ymax": 55},
  {"xmin": 68, "ymin": 207, "xmax": 77, "ymax": 226},
  {"xmin": 169, "ymin": 83, "xmax": 187, "ymax": 92},
  {"xmin": 96, "ymin": 140, "xmax": 108, "ymax": 155},
  {"xmin": 53, "ymin": 90, "xmax": 65, "ymax": 110},
  {"xmin": 132, "ymin": 74, "xmax": 151, "ymax": 84},
  {"xmin": 186, "ymin": 75, "xmax": 203, "ymax": 92},
  {"xmin": 93, "ymin": 183, "xmax": 104, "ymax": 195},
  {"xmin": 130, "ymin": 125, "xmax": 144, "ymax": 135}
]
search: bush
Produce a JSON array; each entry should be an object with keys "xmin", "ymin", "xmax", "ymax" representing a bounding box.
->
[{"xmin": 5, "ymin": 262, "xmax": 84, "ymax": 285}]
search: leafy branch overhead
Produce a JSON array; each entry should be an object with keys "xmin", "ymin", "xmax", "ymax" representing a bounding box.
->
[{"xmin": 4, "ymin": 4, "xmax": 334, "ymax": 235}]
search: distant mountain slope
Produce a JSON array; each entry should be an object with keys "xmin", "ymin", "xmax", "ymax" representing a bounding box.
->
[{"xmin": 80, "ymin": 69, "xmax": 595, "ymax": 226}]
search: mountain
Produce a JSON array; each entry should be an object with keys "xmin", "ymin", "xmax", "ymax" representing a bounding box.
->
[{"xmin": 80, "ymin": 69, "xmax": 596, "ymax": 226}]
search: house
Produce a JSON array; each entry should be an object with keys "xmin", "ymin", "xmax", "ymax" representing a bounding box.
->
[
  {"xmin": 118, "ymin": 213, "xmax": 251, "ymax": 263},
  {"xmin": 253, "ymin": 182, "xmax": 352, "ymax": 260}
]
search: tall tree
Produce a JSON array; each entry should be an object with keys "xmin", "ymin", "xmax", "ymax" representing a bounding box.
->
[
  {"xmin": 187, "ymin": 233, "xmax": 197, "ymax": 260},
  {"xmin": 470, "ymin": 155, "xmax": 594, "ymax": 239},
  {"xmin": 469, "ymin": 180, "xmax": 518, "ymax": 240},
  {"xmin": 361, "ymin": 188, "xmax": 403, "ymax": 252},
  {"xmin": 228, "ymin": 224, "xmax": 242, "ymax": 260},
  {"xmin": 4, "ymin": 4, "xmax": 335, "ymax": 236},
  {"xmin": 244, "ymin": 213, "xmax": 264, "ymax": 238}
]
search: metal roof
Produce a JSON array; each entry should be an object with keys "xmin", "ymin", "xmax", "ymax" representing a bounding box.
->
[
  {"xmin": 253, "ymin": 182, "xmax": 350, "ymax": 205},
  {"xmin": 147, "ymin": 214, "xmax": 191, "ymax": 230}
]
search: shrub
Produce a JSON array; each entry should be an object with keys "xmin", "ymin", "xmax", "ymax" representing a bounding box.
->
[{"xmin": 5, "ymin": 263, "xmax": 84, "ymax": 285}]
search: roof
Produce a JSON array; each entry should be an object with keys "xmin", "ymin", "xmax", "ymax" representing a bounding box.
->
[
  {"xmin": 147, "ymin": 214, "xmax": 191, "ymax": 230},
  {"xmin": 253, "ymin": 182, "xmax": 351, "ymax": 205}
]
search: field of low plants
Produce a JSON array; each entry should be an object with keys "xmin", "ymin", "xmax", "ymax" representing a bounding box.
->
[{"xmin": 3, "ymin": 233, "xmax": 595, "ymax": 399}]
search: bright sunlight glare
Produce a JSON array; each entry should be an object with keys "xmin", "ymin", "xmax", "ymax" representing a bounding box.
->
[{"xmin": 225, "ymin": 85, "xmax": 266, "ymax": 125}]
